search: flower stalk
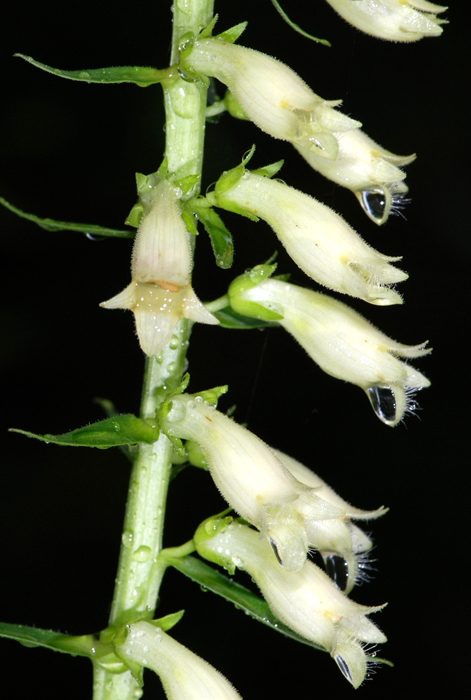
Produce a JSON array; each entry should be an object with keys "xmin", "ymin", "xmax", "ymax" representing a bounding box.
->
[{"xmin": 93, "ymin": 1, "xmax": 215, "ymax": 699}]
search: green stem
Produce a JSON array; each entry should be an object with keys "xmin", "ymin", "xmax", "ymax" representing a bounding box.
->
[{"xmin": 93, "ymin": 1, "xmax": 214, "ymax": 698}]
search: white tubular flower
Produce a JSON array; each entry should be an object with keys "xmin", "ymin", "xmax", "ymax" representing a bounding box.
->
[
  {"xmin": 273, "ymin": 449, "xmax": 386, "ymax": 592},
  {"xmin": 324, "ymin": 0, "xmax": 447, "ymax": 42},
  {"xmin": 230, "ymin": 278, "xmax": 430, "ymax": 426},
  {"xmin": 216, "ymin": 171, "xmax": 407, "ymax": 304},
  {"xmin": 159, "ymin": 393, "xmax": 352, "ymax": 571},
  {"xmin": 295, "ymin": 129, "xmax": 416, "ymax": 225},
  {"xmin": 100, "ymin": 180, "xmax": 218, "ymax": 356},
  {"xmin": 195, "ymin": 520, "xmax": 386, "ymax": 688},
  {"xmin": 118, "ymin": 621, "xmax": 242, "ymax": 700},
  {"xmin": 184, "ymin": 37, "xmax": 361, "ymax": 159}
]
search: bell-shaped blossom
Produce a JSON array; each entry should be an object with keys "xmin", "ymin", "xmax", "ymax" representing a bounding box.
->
[
  {"xmin": 215, "ymin": 171, "xmax": 407, "ymax": 303},
  {"xmin": 230, "ymin": 278, "xmax": 430, "ymax": 426},
  {"xmin": 324, "ymin": 0, "xmax": 447, "ymax": 42},
  {"xmin": 195, "ymin": 520, "xmax": 386, "ymax": 688},
  {"xmin": 295, "ymin": 129, "xmax": 415, "ymax": 225},
  {"xmin": 273, "ymin": 448, "xmax": 386, "ymax": 592},
  {"xmin": 184, "ymin": 37, "xmax": 360, "ymax": 160},
  {"xmin": 118, "ymin": 621, "xmax": 242, "ymax": 700},
  {"xmin": 101, "ymin": 179, "xmax": 218, "ymax": 355},
  {"xmin": 159, "ymin": 393, "xmax": 372, "ymax": 571}
]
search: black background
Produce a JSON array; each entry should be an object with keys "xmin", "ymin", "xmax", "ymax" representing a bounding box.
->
[{"xmin": 1, "ymin": 1, "xmax": 467, "ymax": 698}]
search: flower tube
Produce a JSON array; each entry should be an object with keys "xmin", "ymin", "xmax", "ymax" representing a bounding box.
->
[
  {"xmin": 158, "ymin": 393, "xmax": 376, "ymax": 571},
  {"xmin": 214, "ymin": 170, "xmax": 407, "ymax": 303},
  {"xmin": 184, "ymin": 37, "xmax": 360, "ymax": 159},
  {"xmin": 118, "ymin": 621, "xmax": 242, "ymax": 700},
  {"xmin": 294, "ymin": 130, "xmax": 415, "ymax": 225},
  {"xmin": 101, "ymin": 179, "xmax": 218, "ymax": 356},
  {"xmin": 324, "ymin": 0, "xmax": 447, "ymax": 42},
  {"xmin": 229, "ymin": 278, "xmax": 430, "ymax": 426},
  {"xmin": 195, "ymin": 519, "xmax": 386, "ymax": 688}
]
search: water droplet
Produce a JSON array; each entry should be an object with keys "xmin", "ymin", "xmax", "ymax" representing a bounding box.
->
[
  {"xmin": 79, "ymin": 71, "xmax": 91, "ymax": 80},
  {"xmin": 86, "ymin": 232, "xmax": 106, "ymax": 241},
  {"xmin": 367, "ymin": 386, "xmax": 397, "ymax": 425},
  {"xmin": 200, "ymin": 585, "xmax": 208, "ymax": 593},
  {"xmin": 335, "ymin": 654, "xmax": 353, "ymax": 683},
  {"xmin": 269, "ymin": 538, "xmax": 283, "ymax": 565},
  {"xmin": 169, "ymin": 335, "xmax": 179, "ymax": 349},
  {"xmin": 167, "ymin": 362, "xmax": 176, "ymax": 373},
  {"xmin": 358, "ymin": 188, "xmax": 389, "ymax": 225},
  {"xmin": 323, "ymin": 554, "xmax": 349, "ymax": 591},
  {"xmin": 131, "ymin": 545, "xmax": 152, "ymax": 562},
  {"xmin": 122, "ymin": 529, "xmax": 134, "ymax": 548}
]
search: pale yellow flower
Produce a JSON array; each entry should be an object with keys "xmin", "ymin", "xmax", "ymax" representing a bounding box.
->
[
  {"xmin": 184, "ymin": 37, "xmax": 360, "ymax": 159},
  {"xmin": 196, "ymin": 520, "xmax": 386, "ymax": 688},
  {"xmin": 159, "ymin": 393, "xmax": 358, "ymax": 571},
  {"xmin": 215, "ymin": 171, "xmax": 407, "ymax": 302},
  {"xmin": 118, "ymin": 621, "xmax": 242, "ymax": 700},
  {"xmin": 325, "ymin": 0, "xmax": 447, "ymax": 42},
  {"xmin": 100, "ymin": 180, "xmax": 217, "ymax": 355},
  {"xmin": 230, "ymin": 278, "xmax": 430, "ymax": 426}
]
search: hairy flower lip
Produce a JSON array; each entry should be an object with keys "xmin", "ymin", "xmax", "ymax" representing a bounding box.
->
[
  {"xmin": 273, "ymin": 449, "xmax": 386, "ymax": 592},
  {"xmin": 219, "ymin": 171, "xmax": 407, "ymax": 305},
  {"xmin": 118, "ymin": 621, "xmax": 242, "ymax": 700},
  {"xmin": 196, "ymin": 520, "xmax": 386, "ymax": 688},
  {"xmin": 295, "ymin": 130, "xmax": 416, "ymax": 225},
  {"xmin": 324, "ymin": 0, "xmax": 448, "ymax": 42},
  {"xmin": 234, "ymin": 279, "xmax": 430, "ymax": 425}
]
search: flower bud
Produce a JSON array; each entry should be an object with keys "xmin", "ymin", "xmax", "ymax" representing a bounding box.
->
[
  {"xmin": 324, "ymin": 0, "xmax": 447, "ymax": 42},
  {"xmin": 231, "ymin": 278, "xmax": 430, "ymax": 426},
  {"xmin": 184, "ymin": 37, "xmax": 360, "ymax": 159},
  {"xmin": 217, "ymin": 171, "xmax": 407, "ymax": 304},
  {"xmin": 295, "ymin": 129, "xmax": 415, "ymax": 225},
  {"xmin": 196, "ymin": 520, "xmax": 386, "ymax": 688},
  {"xmin": 100, "ymin": 180, "xmax": 218, "ymax": 355},
  {"xmin": 118, "ymin": 621, "xmax": 241, "ymax": 700}
]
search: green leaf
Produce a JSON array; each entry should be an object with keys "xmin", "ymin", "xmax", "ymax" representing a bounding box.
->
[
  {"xmin": 1, "ymin": 197, "xmax": 134, "ymax": 239},
  {"xmin": 252, "ymin": 159, "xmax": 284, "ymax": 179},
  {"xmin": 214, "ymin": 306, "xmax": 280, "ymax": 330},
  {"xmin": 192, "ymin": 203, "xmax": 233, "ymax": 268},
  {"xmin": 269, "ymin": 1, "xmax": 331, "ymax": 46},
  {"xmin": 15, "ymin": 54, "xmax": 171, "ymax": 86},
  {"xmin": 0, "ymin": 622, "xmax": 97, "ymax": 658},
  {"xmin": 168, "ymin": 556, "xmax": 324, "ymax": 651},
  {"xmin": 199, "ymin": 14, "xmax": 219, "ymax": 39},
  {"xmin": 214, "ymin": 21, "xmax": 248, "ymax": 44},
  {"xmin": 151, "ymin": 610, "xmax": 185, "ymax": 633},
  {"xmin": 10, "ymin": 415, "xmax": 160, "ymax": 449}
]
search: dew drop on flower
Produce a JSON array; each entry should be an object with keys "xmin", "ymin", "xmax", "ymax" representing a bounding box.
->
[
  {"xmin": 323, "ymin": 554, "xmax": 349, "ymax": 591},
  {"xmin": 335, "ymin": 654, "xmax": 353, "ymax": 683},
  {"xmin": 359, "ymin": 188, "xmax": 387, "ymax": 225},
  {"xmin": 367, "ymin": 386, "xmax": 397, "ymax": 425}
]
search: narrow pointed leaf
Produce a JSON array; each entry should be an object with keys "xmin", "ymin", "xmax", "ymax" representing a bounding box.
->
[
  {"xmin": 1, "ymin": 198, "xmax": 134, "ymax": 238},
  {"xmin": 168, "ymin": 555, "xmax": 324, "ymax": 651},
  {"xmin": 10, "ymin": 415, "xmax": 160, "ymax": 449},
  {"xmin": 0, "ymin": 622, "xmax": 97, "ymax": 658},
  {"xmin": 15, "ymin": 55, "xmax": 171, "ymax": 86}
]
